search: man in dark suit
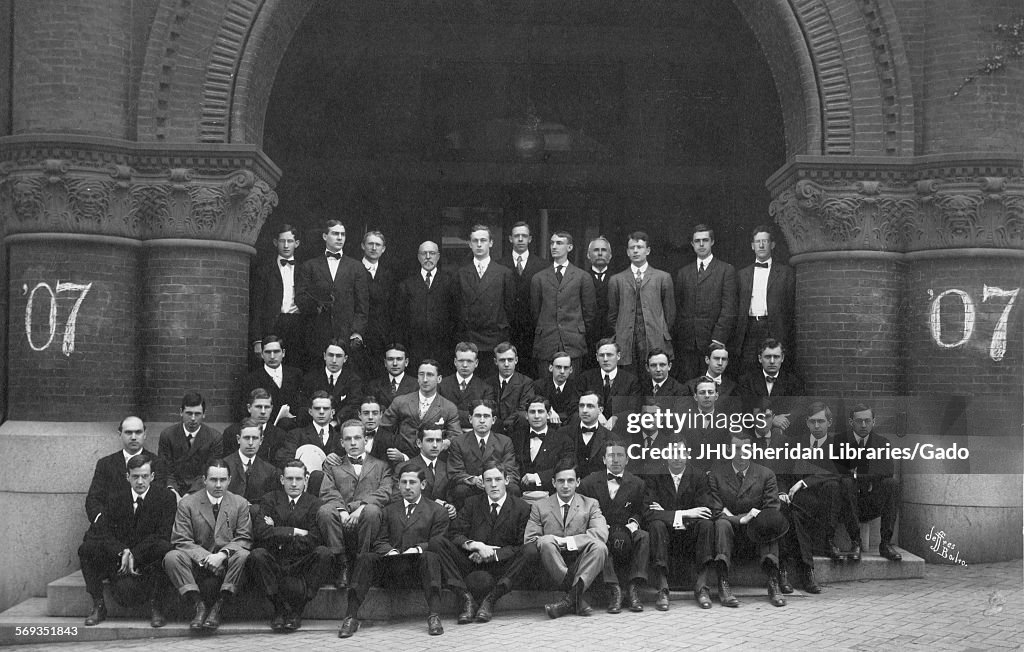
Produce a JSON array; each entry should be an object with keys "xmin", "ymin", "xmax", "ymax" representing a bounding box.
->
[
  {"xmin": 682, "ymin": 343, "xmax": 740, "ymax": 410},
  {"xmin": 530, "ymin": 231, "xmax": 596, "ymax": 374},
  {"xmin": 487, "ymin": 341, "xmax": 535, "ymax": 435},
  {"xmin": 501, "ymin": 221, "xmax": 547, "ymax": 376},
  {"xmin": 432, "ymin": 461, "xmax": 533, "ymax": 623},
  {"xmin": 399, "ymin": 241, "xmax": 459, "ymax": 371},
  {"xmin": 530, "ymin": 353, "xmax": 580, "ymax": 426},
  {"xmin": 224, "ymin": 418, "xmax": 280, "ymax": 503},
  {"xmin": 438, "ymin": 341, "xmax": 497, "ymax": 429},
  {"xmin": 836, "ymin": 403, "xmax": 903, "ymax": 562},
  {"xmin": 563, "ymin": 391, "xmax": 612, "ymax": 478},
  {"xmin": 356, "ymin": 230, "xmax": 397, "ymax": 379},
  {"xmin": 512, "ymin": 397, "xmax": 575, "ymax": 497},
  {"xmin": 457, "ymin": 224, "xmax": 516, "ymax": 373},
  {"xmin": 367, "ymin": 344, "xmax": 419, "ymax": 408},
  {"xmin": 316, "ymin": 420, "xmax": 394, "ymax": 588},
  {"xmin": 732, "ymin": 226, "xmax": 795, "ymax": 374},
  {"xmin": 681, "ymin": 378, "xmax": 736, "ymax": 475},
  {"xmin": 405, "ymin": 426, "xmax": 455, "ymax": 517},
  {"xmin": 576, "ymin": 338, "xmax": 642, "ymax": 428},
  {"xmin": 250, "ymin": 224, "xmax": 308, "ymax": 369},
  {"xmin": 673, "ymin": 224, "xmax": 738, "ymax": 381},
  {"xmin": 584, "ymin": 236, "xmax": 616, "ymax": 370},
  {"xmin": 292, "ymin": 391, "xmax": 340, "ymax": 496},
  {"xmin": 338, "ymin": 463, "xmax": 449, "ymax": 638},
  {"xmin": 157, "ymin": 392, "xmax": 222, "ymax": 498},
  {"xmin": 295, "ymin": 219, "xmax": 369, "ymax": 364},
  {"xmin": 79, "ymin": 454, "xmax": 176, "ymax": 627},
  {"xmin": 301, "ymin": 339, "xmax": 363, "ymax": 423},
  {"xmin": 643, "ymin": 452, "xmax": 716, "ymax": 611},
  {"xmin": 707, "ymin": 434, "xmax": 787, "ymax": 608},
  {"xmin": 378, "ymin": 359, "xmax": 462, "ymax": 465},
  {"xmin": 357, "ymin": 396, "xmax": 387, "ymax": 462},
  {"xmin": 240, "ymin": 334, "xmax": 303, "ymax": 428},
  {"xmin": 86, "ymin": 416, "xmax": 150, "ymax": 526},
  {"xmin": 578, "ymin": 440, "xmax": 650, "ymax": 613},
  {"xmin": 221, "ymin": 388, "xmax": 296, "ymax": 469},
  {"xmin": 737, "ymin": 339, "xmax": 806, "ymax": 439},
  {"xmin": 448, "ymin": 401, "xmax": 521, "ymax": 507},
  {"xmin": 524, "ymin": 457, "xmax": 609, "ymax": 619},
  {"xmin": 163, "ymin": 459, "xmax": 252, "ymax": 631},
  {"xmin": 643, "ymin": 348, "xmax": 688, "ymax": 411},
  {"xmin": 248, "ymin": 460, "xmax": 333, "ymax": 632}
]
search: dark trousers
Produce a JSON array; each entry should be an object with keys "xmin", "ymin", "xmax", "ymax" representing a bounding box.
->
[
  {"xmin": 715, "ymin": 517, "xmax": 779, "ymax": 570},
  {"xmin": 648, "ymin": 518, "xmax": 716, "ymax": 592},
  {"xmin": 843, "ymin": 476, "xmax": 900, "ymax": 545},
  {"xmin": 603, "ymin": 527, "xmax": 650, "ymax": 584},
  {"xmin": 78, "ymin": 539, "xmax": 172, "ymax": 602},
  {"xmin": 347, "ymin": 551, "xmax": 443, "ymax": 616},
  {"xmin": 431, "ymin": 535, "xmax": 534, "ymax": 593},
  {"xmin": 247, "ymin": 546, "xmax": 333, "ymax": 603}
]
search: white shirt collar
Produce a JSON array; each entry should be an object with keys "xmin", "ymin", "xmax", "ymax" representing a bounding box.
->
[
  {"xmin": 670, "ymin": 471, "xmax": 685, "ymax": 483},
  {"xmin": 133, "ymin": 487, "xmax": 151, "ymax": 502},
  {"xmin": 206, "ymin": 492, "xmax": 222, "ymax": 506},
  {"xmin": 531, "ymin": 428, "xmax": 547, "ymax": 437},
  {"xmin": 558, "ymin": 496, "xmax": 574, "ymax": 509},
  {"xmin": 391, "ymin": 372, "xmax": 406, "ymax": 385},
  {"xmin": 418, "ymin": 390, "xmax": 435, "ymax": 403},
  {"xmin": 264, "ymin": 363, "xmax": 282, "ymax": 377},
  {"xmin": 362, "ymin": 257, "xmax": 378, "ymax": 270},
  {"xmin": 240, "ymin": 452, "xmax": 256, "ymax": 466},
  {"xmin": 122, "ymin": 450, "xmax": 141, "ymax": 464},
  {"xmin": 421, "ymin": 267, "xmax": 434, "ymax": 280},
  {"xmin": 420, "ymin": 454, "xmax": 438, "ymax": 467},
  {"xmin": 755, "ymin": 258, "xmax": 772, "ymax": 267},
  {"xmin": 630, "ymin": 262, "xmax": 649, "ymax": 275},
  {"xmin": 515, "ymin": 251, "xmax": 530, "ymax": 264},
  {"xmin": 475, "ymin": 256, "xmax": 491, "ymax": 268},
  {"xmin": 457, "ymin": 373, "xmax": 474, "ymax": 386},
  {"xmin": 404, "ymin": 497, "xmax": 421, "ymax": 509},
  {"xmin": 697, "ymin": 253, "xmax": 715, "ymax": 268},
  {"xmin": 602, "ymin": 367, "xmax": 618, "ymax": 382},
  {"xmin": 489, "ymin": 494, "xmax": 508, "ymax": 510}
]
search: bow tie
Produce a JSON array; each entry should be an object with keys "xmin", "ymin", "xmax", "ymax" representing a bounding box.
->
[
  {"xmin": 754, "ymin": 261, "xmax": 769, "ymax": 268},
  {"xmin": 581, "ymin": 426, "xmax": 598, "ymax": 434},
  {"xmin": 280, "ymin": 259, "xmax": 294, "ymax": 266},
  {"xmin": 348, "ymin": 456, "xmax": 363, "ymax": 465},
  {"xmin": 326, "ymin": 251, "xmax": 342, "ymax": 260},
  {"xmin": 607, "ymin": 474, "xmax": 622, "ymax": 483},
  {"xmin": 530, "ymin": 431, "xmax": 545, "ymax": 439},
  {"xmin": 765, "ymin": 375, "xmax": 777, "ymax": 383}
]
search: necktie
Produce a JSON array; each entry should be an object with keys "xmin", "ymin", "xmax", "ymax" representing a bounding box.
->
[
  {"xmin": 365, "ymin": 264, "xmax": 375, "ymax": 278},
  {"xmin": 754, "ymin": 261, "xmax": 769, "ymax": 268},
  {"xmin": 186, "ymin": 433, "xmax": 195, "ymax": 448},
  {"xmin": 460, "ymin": 380, "xmax": 467, "ymax": 392},
  {"xmin": 328, "ymin": 373, "xmax": 336, "ymax": 386},
  {"xmin": 326, "ymin": 251, "xmax": 341, "ymax": 260},
  {"xmin": 500, "ymin": 379, "xmax": 506, "ymax": 395},
  {"xmin": 426, "ymin": 462, "xmax": 435, "ymax": 486},
  {"xmin": 604, "ymin": 375, "xmax": 612, "ymax": 389},
  {"xmin": 280, "ymin": 259, "xmax": 294, "ymax": 266},
  {"xmin": 556, "ymin": 265, "xmax": 564, "ymax": 284},
  {"xmin": 320, "ymin": 428, "xmax": 329, "ymax": 445},
  {"xmin": 391, "ymin": 378, "xmax": 398, "ymax": 394},
  {"xmin": 477, "ymin": 263, "xmax": 484, "ymax": 278},
  {"xmin": 736, "ymin": 471, "xmax": 744, "ymax": 485},
  {"xmin": 212, "ymin": 502, "xmax": 220, "ymax": 521},
  {"xmin": 561, "ymin": 503, "xmax": 569, "ymax": 528},
  {"xmin": 134, "ymin": 496, "xmax": 144, "ymax": 514},
  {"xmin": 490, "ymin": 502, "xmax": 499, "ymax": 519},
  {"xmin": 478, "ymin": 438, "xmax": 486, "ymax": 453},
  {"xmin": 699, "ymin": 261, "xmax": 705, "ymax": 273},
  {"xmin": 290, "ymin": 499, "xmax": 297, "ymax": 510},
  {"xmin": 244, "ymin": 459, "xmax": 251, "ymax": 476},
  {"xmin": 652, "ymin": 383, "xmax": 659, "ymax": 395},
  {"xmin": 406, "ymin": 503, "xmax": 415, "ymax": 519},
  {"xmin": 607, "ymin": 474, "xmax": 621, "ymax": 483},
  {"xmin": 644, "ymin": 435, "xmax": 653, "ymax": 448},
  {"xmin": 516, "ymin": 256, "xmax": 524, "ymax": 274},
  {"xmin": 635, "ymin": 270, "xmax": 642, "ymax": 287},
  {"xmin": 424, "ymin": 270, "xmax": 432, "ymax": 288}
]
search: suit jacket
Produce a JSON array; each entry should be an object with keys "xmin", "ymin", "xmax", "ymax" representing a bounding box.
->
[
  {"xmin": 510, "ymin": 425, "xmax": 574, "ymax": 492},
  {"xmin": 833, "ymin": 430, "xmax": 896, "ymax": 480},
  {"xmin": 225, "ymin": 452, "xmax": 279, "ymax": 503},
  {"xmin": 250, "ymin": 256, "xmax": 304, "ymax": 345},
  {"xmin": 586, "ymin": 267, "xmax": 616, "ymax": 347},
  {"xmin": 642, "ymin": 465, "xmax": 710, "ymax": 527},
  {"xmin": 438, "ymin": 374, "xmax": 497, "ymax": 429},
  {"xmin": 171, "ymin": 490, "xmax": 252, "ymax": 561},
  {"xmin": 530, "ymin": 262, "xmax": 596, "ymax": 360},
  {"xmin": 578, "ymin": 470, "xmax": 648, "ymax": 528},
  {"xmin": 293, "ymin": 423, "xmax": 342, "ymax": 457},
  {"xmin": 372, "ymin": 497, "xmax": 449, "ymax": 553},
  {"xmin": 85, "ymin": 450, "xmax": 134, "ymax": 523},
  {"xmin": 487, "ymin": 371, "xmax": 536, "ymax": 434},
  {"xmin": 524, "ymin": 493, "xmax": 608, "ymax": 548},
  {"xmin": 706, "ymin": 462, "xmax": 780, "ymax": 526},
  {"xmin": 221, "ymin": 423, "xmax": 296, "ymax": 470},
  {"xmin": 379, "ymin": 391, "xmax": 461, "ymax": 445},
  {"xmin": 644, "ymin": 376, "xmax": 690, "ymax": 411},
  {"xmin": 86, "ymin": 485, "xmax": 177, "ymax": 559},
  {"xmin": 252, "ymin": 489, "xmax": 325, "ymax": 559},
  {"xmin": 576, "ymin": 368, "xmax": 642, "ymax": 416},
  {"xmin": 776, "ymin": 433, "xmax": 843, "ymax": 492},
  {"xmin": 368, "ymin": 373, "xmax": 419, "ymax": 408},
  {"xmin": 157, "ymin": 424, "xmax": 223, "ymax": 495},
  {"xmin": 732, "ymin": 261, "xmax": 795, "ymax": 353},
  {"xmin": 457, "ymin": 260, "xmax": 516, "ymax": 349},
  {"xmin": 301, "ymin": 366, "xmax": 363, "ymax": 422},
  {"xmin": 241, "ymin": 365, "xmax": 304, "ymax": 425},
  {"xmin": 562, "ymin": 420, "xmax": 612, "ymax": 478},
  {"xmin": 406, "ymin": 455, "xmax": 451, "ymax": 502},
  {"xmin": 398, "ymin": 268, "xmax": 459, "ymax": 364},
  {"xmin": 500, "ymin": 253, "xmax": 547, "ymax": 360},
  {"xmin": 448, "ymin": 431, "xmax": 520, "ymax": 487},
  {"xmin": 295, "ymin": 253, "xmax": 369, "ymax": 344},
  {"xmin": 673, "ymin": 258, "xmax": 738, "ymax": 352},
  {"xmin": 530, "ymin": 377, "xmax": 580, "ymax": 423},
  {"xmin": 737, "ymin": 369, "xmax": 805, "ymax": 398},
  {"xmin": 363, "ymin": 263, "xmax": 398, "ymax": 354},
  {"xmin": 319, "ymin": 455, "xmax": 394, "ymax": 512},
  {"xmin": 450, "ymin": 494, "xmax": 532, "ymax": 561},
  {"xmin": 607, "ymin": 266, "xmax": 676, "ymax": 366},
  {"xmin": 682, "ymin": 374, "xmax": 739, "ymax": 400}
]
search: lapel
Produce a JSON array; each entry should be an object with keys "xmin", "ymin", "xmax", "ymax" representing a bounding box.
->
[
  {"xmin": 696, "ymin": 259, "xmax": 713, "ymax": 284},
  {"xmin": 198, "ymin": 492, "xmax": 217, "ymax": 531},
  {"xmin": 420, "ymin": 394, "xmax": 440, "ymax": 425}
]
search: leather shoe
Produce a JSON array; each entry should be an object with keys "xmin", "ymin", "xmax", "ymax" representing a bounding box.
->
[
  {"xmin": 203, "ymin": 598, "xmax": 224, "ymax": 630},
  {"xmin": 627, "ymin": 582, "xmax": 643, "ymax": 612},
  {"xmin": 457, "ymin": 592, "xmax": 477, "ymax": 624},
  {"xmin": 779, "ymin": 567, "xmax": 794, "ymax": 594},
  {"xmin": 655, "ymin": 588, "xmax": 670, "ymax": 611},
  {"xmin": 717, "ymin": 577, "xmax": 739, "ymax": 607},
  {"xmin": 574, "ymin": 582, "xmax": 593, "ymax": 617},
  {"xmin": 695, "ymin": 588, "xmax": 713, "ymax": 609},
  {"xmin": 85, "ymin": 601, "xmax": 106, "ymax": 626},
  {"xmin": 189, "ymin": 600, "xmax": 208, "ymax": 631},
  {"xmin": 606, "ymin": 583, "xmax": 622, "ymax": 614},
  {"xmin": 879, "ymin": 543, "xmax": 903, "ymax": 562},
  {"xmin": 270, "ymin": 607, "xmax": 286, "ymax": 632},
  {"xmin": 544, "ymin": 595, "xmax": 573, "ymax": 619},
  {"xmin": 149, "ymin": 600, "xmax": 166, "ymax": 628},
  {"xmin": 803, "ymin": 568, "xmax": 822, "ymax": 594},
  {"xmin": 767, "ymin": 574, "xmax": 787, "ymax": 607},
  {"xmin": 848, "ymin": 543, "xmax": 862, "ymax": 563},
  {"xmin": 338, "ymin": 615, "xmax": 359, "ymax": 638},
  {"xmin": 828, "ymin": 541, "xmax": 844, "ymax": 563},
  {"xmin": 476, "ymin": 592, "xmax": 496, "ymax": 623},
  {"xmin": 285, "ymin": 601, "xmax": 304, "ymax": 631},
  {"xmin": 427, "ymin": 613, "xmax": 444, "ymax": 635}
]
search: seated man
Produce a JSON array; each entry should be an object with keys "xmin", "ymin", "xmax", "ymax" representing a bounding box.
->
[
  {"xmin": 524, "ymin": 457, "xmax": 609, "ymax": 619},
  {"xmin": 512, "ymin": 397, "xmax": 574, "ymax": 497},
  {"xmin": 292, "ymin": 391, "xmax": 340, "ymax": 495},
  {"xmin": 578, "ymin": 440, "xmax": 650, "ymax": 614},
  {"xmin": 221, "ymin": 388, "xmax": 296, "ymax": 469},
  {"xmin": 576, "ymin": 338, "xmax": 642, "ymax": 429},
  {"xmin": 366, "ymin": 343, "xmax": 419, "ymax": 408},
  {"xmin": 405, "ymin": 426, "xmax": 456, "ymax": 518},
  {"xmin": 163, "ymin": 459, "xmax": 252, "ymax": 631},
  {"xmin": 563, "ymin": 391, "xmax": 612, "ymax": 478},
  {"xmin": 225, "ymin": 417, "xmax": 279, "ymax": 503},
  {"xmin": 682, "ymin": 343, "xmax": 739, "ymax": 410},
  {"xmin": 240, "ymin": 334, "xmax": 303, "ymax": 428},
  {"xmin": 86, "ymin": 416, "xmax": 150, "ymax": 526},
  {"xmin": 157, "ymin": 391, "xmax": 222, "ymax": 497},
  {"xmin": 301, "ymin": 339, "xmax": 363, "ymax": 423},
  {"xmin": 432, "ymin": 461, "xmax": 533, "ymax": 624},
  {"xmin": 438, "ymin": 341, "xmax": 497, "ymax": 429},
  {"xmin": 79, "ymin": 452, "xmax": 176, "ymax": 627},
  {"xmin": 642, "ymin": 348, "xmax": 689, "ymax": 411},
  {"xmin": 487, "ymin": 341, "xmax": 536, "ymax": 435},
  {"xmin": 529, "ymin": 352, "xmax": 580, "ymax": 426},
  {"xmin": 317, "ymin": 419, "xmax": 393, "ymax": 588},
  {"xmin": 338, "ymin": 463, "xmax": 449, "ymax": 638},
  {"xmin": 248, "ymin": 460, "xmax": 333, "ymax": 632},
  {"xmin": 643, "ymin": 448, "xmax": 716, "ymax": 610},
  {"xmin": 836, "ymin": 403, "xmax": 903, "ymax": 562},
  {"xmin": 378, "ymin": 359, "xmax": 461, "ymax": 466},
  {"xmin": 447, "ymin": 401, "xmax": 521, "ymax": 508},
  {"xmin": 707, "ymin": 434, "xmax": 788, "ymax": 608}
]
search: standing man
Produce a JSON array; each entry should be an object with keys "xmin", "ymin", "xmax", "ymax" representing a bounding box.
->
[
  {"xmin": 301, "ymin": 339, "xmax": 363, "ymax": 423},
  {"xmin": 673, "ymin": 224, "xmax": 738, "ymax": 381},
  {"xmin": 157, "ymin": 392, "xmax": 222, "ymax": 498},
  {"xmin": 457, "ymin": 224, "xmax": 516, "ymax": 373},
  {"xmin": 224, "ymin": 418, "xmax": 280, "ymax": 503},
  {"xmin": 530, "ymin": 231, "xmax": 596, "ymax": 375},
  {"xmin": 585, "ymin": 236, "xmax": 616, "ymax": 369},
  {"xmin": 487, "ymin": 342, "xmax": 536, "ymax": 435},
  {"xmin": 378, "ymin": 359, "xmax": 462, "ymax": 464},
  {"xmin": 447, "ymin": 401, "xmax": 521, "ymax": 507},
  {"xmin": 399, "ymin": 241, "xmax": 459, "ymax": 371},
  {"xmin": 502, "ymin": 221, "xmax": 546, "ymax": 376},
  {"xmin": 524, "ymin": 458, "xmax": 609, "ymax": 619},
  {"xmin": 358, "ymin": 230, "xmax": 397, "ymax": 379},
  {"xmin": 367, "ymin": 344, "xmax": 418, "ymax": 407},
  {"xmin": 86, "ymin": 416, "xmax": 150, "ymax": 526},
  {"xmin": 251, "ymin": 224, "xmax": 307, "ymax": 369},
  {"xmin": 607, "ymin": 231, "xmax": 676, "ymax": 382},
  {"xmin": 732, "ymin": 226, "xmax": 795, "ymax": 373},
  {"xmin": 163, "ymin": 459, "xmax": 252, "ymax": 631},
  {"xmin": 295, "ymin": 219, "xmax": 369, "ymax": 363},
  {"xmin": 438, "ymin": 341, "xmax": 497, "ymax": 429},
  {"xmin": 240, "ymin": 334, "xmax": 302, "ymax": 428}
]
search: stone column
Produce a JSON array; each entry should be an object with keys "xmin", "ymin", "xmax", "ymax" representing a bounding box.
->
[{"xmin": 768, "ymin": 155, "xmax": 1024, "ymax": 562}]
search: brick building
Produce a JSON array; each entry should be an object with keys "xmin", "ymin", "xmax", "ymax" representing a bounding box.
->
[{"xmin": 0, "ymin": 0, "xmax": 1021, "ymax": 612}]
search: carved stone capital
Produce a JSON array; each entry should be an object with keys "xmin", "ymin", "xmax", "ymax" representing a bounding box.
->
[
  {"xmin": 767, "ymin": 156, "xmax": 1024, "ymax": 255},
  {"xmin": 0, "ymin": 136, "xmax": 281, "ymax": 246}
]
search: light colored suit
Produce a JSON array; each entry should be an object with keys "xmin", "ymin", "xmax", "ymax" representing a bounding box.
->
[
  {"xmin": 524, "ymin": 493, "xmax": 609, "ymax": 588},
  {"xmin": 530, "ymin": 262, "xmax": 597, "ymax": 361},
  {"xmin": 379, "ymin": 391, "xmax": 461, "ymax": 444},
  {"xmin": 607, "ymin": 266, "xmax": 676, "ymax": 366},
  {"xmin": 316, "ymin": 456, "xmax": 393, "ymax": 554},
  {"xmin": 163, "ymin": 490, "xmax": 252, "ymax": 594}
]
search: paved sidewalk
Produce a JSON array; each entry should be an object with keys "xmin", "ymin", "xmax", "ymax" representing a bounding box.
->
[{"xmin": 5, "ymin": 560, "xmax": 1022, "ymax": 651}]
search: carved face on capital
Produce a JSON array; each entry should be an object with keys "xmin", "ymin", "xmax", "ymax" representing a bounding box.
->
[
  {"xmin": 73, "ymin": 182, "xmax": 109, "ymax": 222},
  {"xmin": 11, "ymin": 178, "xmax": 42, "ymax": 220},
  {"xmin": 190, "ymin": 187, "xmax": 223, "ymax": 230},
  {"xmin": 942, "ymin": 196, "xmax": 979, "ymax": 239}
]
